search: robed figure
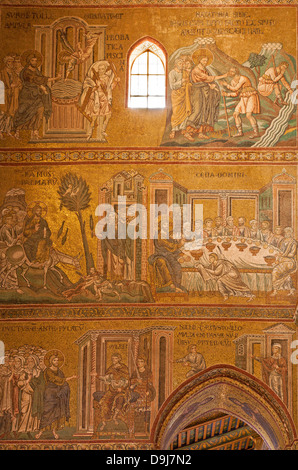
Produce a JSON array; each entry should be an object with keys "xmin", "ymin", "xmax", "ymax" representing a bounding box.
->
[
  {"xmin": 35, "ymin": 351, "xmax": 76, "ymax": 440},
  {"xmin": 253, "ymin": 344, "xmax": 288, "ymax": 406},
  {"xmin": 12, "ymin": 50, "xmax": 60, "ymax": 140},
  {"xmin": 23, "ymin": 204, "xmax": 52, "ymax": 264}
]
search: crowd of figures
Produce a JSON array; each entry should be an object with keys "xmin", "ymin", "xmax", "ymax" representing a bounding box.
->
[
  {"xmin": 149, "ymin": 214, "xmax": 297, "ymax": 299},
  {"xmin": 202, "ymin": 215, "xmax": 295, "ymax": 247},
  {"xmin": 169, "ymin": 51, "xmax": 293, "ymax": 141},
  {"xmin": 0, "ymin": 346, "xmax": 75, "ymax": 439},
  {"xmin": 203, "ymin": 216, "xmax": 297, "ymax": 298},
  {"xmin": 0, "ymin": 187, "xmax": 154, "ymax": 302},
  {"xmin": 0, "ymin": 348, "xmax": 156, "ymax": 440},
  {"xmin": 0, "ymin": 192, "xmax": 57, "ymax": 293},
  {"xmin": 0, "ymin": 50, "xmax": 119, "ymax": 142}
]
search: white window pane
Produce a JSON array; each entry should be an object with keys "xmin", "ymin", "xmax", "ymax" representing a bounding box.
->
[
  {"xmin": 131, "ymin": 75, "xmax": 148, "ymax": 96},
  {"xmin": 148, "ymin": 96, "xmax": 165, "ymax": 108},
  {"xmin": 130, "ymin": 96, "xmax": 148, "ymax": 108},
  {"xmin": 148, "ymin": 75, "xmax": 165, "ymax": 96},
  {"xmin": 131, "ymin": 53, "xmax": 147, "ymax": 75},
  {"xmin": 148, "ymin": 52, "xmax": 164, "ymax": 75}
]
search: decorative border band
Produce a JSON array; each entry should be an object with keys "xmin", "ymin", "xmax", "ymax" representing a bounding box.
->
[
  {"xmin": 0, "ymin": 305, "xmax": 295, "ymax": 320},
  {"xmin": 0, "ymin": 149, "xmax": 297, "ymax": 164},
  {"xmin": 0, "ymin": 442, "xmax": 154, "ymax": 450},
  {"xmin": 2, "ymin": 0, "xmax": 298, "ymax": 6}
]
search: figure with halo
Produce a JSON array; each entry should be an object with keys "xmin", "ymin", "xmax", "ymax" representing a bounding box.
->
[
  {"xmin": 12, "ymin": 50, "xmax": 61, "ymax": 141},
  {"xmin": 23, "ymin": 202, "xmax": 52, "ymax": 264},
  {"xmin": 184, "ymin": 49, "xmax": 228, "ymax": 140},
  {"xmin": 35, "ymin": 350, "xmax": 77, "ymax": 440}
]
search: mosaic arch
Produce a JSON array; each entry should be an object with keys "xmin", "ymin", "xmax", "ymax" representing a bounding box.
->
[{"xmin": 152, "ymin": 365, "xmax": 297, "ymax": 450}]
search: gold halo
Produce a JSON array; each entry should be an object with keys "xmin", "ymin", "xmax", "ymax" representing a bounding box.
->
[
  {"xmin": 192, "ymin": 48, "xmax": 214, "ymax": 66},
  {"xmin": 44, "ymin": 350, "xmax": 65, "ymax": 368},
  {"xmin": 20, "ymin": 50, "xmax": 43, "ymax": 68},
  {"xmin": 27, "ymin": 201, "xmax": 48, "ymax": 217}
]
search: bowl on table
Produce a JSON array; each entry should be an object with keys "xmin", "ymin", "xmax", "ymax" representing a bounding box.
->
[
  {"xmin": 206, "ymin": 242, "xmax": 216, "ymax": 252},
  {"xmin": 191, "ymin": 249, "xmax": 204, "ymax": 260},
  {"xmin": 222, "ymin": 241, "xmax": 232, "ymax": 251},
  {"xmin": 264, "ymin": 255, "xmax": 276, "ymax": 266},
  {"xmin": 236, "ymin": 242, "xmax": 247, "ymax": 252},
  {"xmin": 249, "ymin": 246, "xmax": 261, "ymax": 256}
]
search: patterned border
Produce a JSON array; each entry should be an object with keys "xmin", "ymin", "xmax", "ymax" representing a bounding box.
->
[
  {"xmin": 0, "ymin": 149, "xmax": 297, "ymax": 163},
  {"xmin": 0, "ymin": 442, "xmax": 154, "ymax": 450},
  {"xmin": 2, "ymin": 0, "xmax": 298, "ymax": 6},
  {"xmin": 0, "ymin": 305, "xmax": 295, "ymax": 319}
]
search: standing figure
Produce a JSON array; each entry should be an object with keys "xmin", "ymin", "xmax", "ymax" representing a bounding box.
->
[
  {"xmin": 129, "ymin": 357, "xmax": 156, "ymax": 434},
  {"xmin": 12, "ymin": 50, "xmax": 60, "ymax": 140},
  {"xmin": 101, "ymin": 214, "xmax": 134, "ymax": 281},
  {"xmin": 253, "ymin": 344, "xmax": 288, "ymax": 405},
  {"xmin": 17, "ymin": 370, "xmax": 36, "ymax": 437},
  {"xmin": 9, "ymin": 355, "xmax": 25, "ymax": 435},
  {"xmin": 23, "ymin": 204, "xmax": 52, "ymax": 264},
  {"xmin": 35, "ymin": 350, "xmax": 76, "ymax": 440},
  {"xmin": 185, "ymin": 50, "xmax": 228, "ymax": 140},
  {"xmin": 168, "ymin": 57, "xmax": 192, "ymax": 141},
  {"xmin": 176, "ymin": 345, "xmax": 206, "ymax": 378},
  {"xmin": 78, "ymin": 60, "xmax": 120, "ymax": 142},
  {"xmin": 222, "ymin": 67, "xmax": 260, "ymax": 138},
  {"xmin": 258, "ymin": 61, "xmax": 293, "ymax": 106},
  {"xmin": 0, "ymin": 359, "xmax": 13, "ymax": 438},
  {"xmin": 0, "ymin": 55, "xmax": 22, "ymax": 138}
]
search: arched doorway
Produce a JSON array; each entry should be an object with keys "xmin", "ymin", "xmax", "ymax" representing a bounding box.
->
[{"xmin": 152, "ymin": 365, "xmax": 297, "ymax": 450}]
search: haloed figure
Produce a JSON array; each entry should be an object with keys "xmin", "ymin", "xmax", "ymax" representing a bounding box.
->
[{"xmin": 35, "ymin": 351, "xmax": 76, "ymax": 440}]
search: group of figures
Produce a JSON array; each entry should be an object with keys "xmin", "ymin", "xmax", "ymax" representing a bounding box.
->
[
  {"xmin": 0, "ymin": 52, "xmax": 60, "ymax": 141},
  {"xmin": 0, "ymin": 41, "xmax": 295, "ymax": 146},
  {"xmin": 168, "ymin": 48, "xmax": 293, "ymax": 142},
  {"xmin": 0, "ymin": 50, "xmax": 119, "ymax": 142},
  {"xmin": 0, "ymin": 338, "xmax": 289, "ymax": 441},
  {"xmin": 202, "ymin": 215, "xmax": 297, "ymax": 298},
  {"xmin": 0, "ymin": 347, "xmax": 155, "ymax": 440},
  {"xmin": 92, "ymin": 355, "xmax": 155, "ymax": 438},
  {"xmin": 0, "ymin": 191, "xmax": 79, "ymax": 295},
  {"xmin": 0, "ymin": 184, "xmax": 154, "ymax": 303},
  {"xmin": 0, "ymin": 183, "xmax": 296, "ymax": 303},
  {"xmin": 149, "ymin": 213, "xmax": 297, "ymax": 300},
  {"xmin": 0, "ymin": 346, "xmax": 75, "ymax": 440}
]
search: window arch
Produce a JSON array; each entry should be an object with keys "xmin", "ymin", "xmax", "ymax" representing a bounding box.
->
[
  {"xmin": 127, "ymin": 38, "xmax": 166, "ymax": 109},
  {"xmin": 0, "ymin": 81, "xmax": 4, "ymax": 105}
]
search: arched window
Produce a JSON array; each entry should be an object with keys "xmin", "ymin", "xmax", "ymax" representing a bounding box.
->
[
  {"xmin": 0, "ymin": 81, "xmax": 4, "ymax": 105},
  {"xmin": 128, "ymin": 38, "xmax": 166, "ymax": 109}
]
